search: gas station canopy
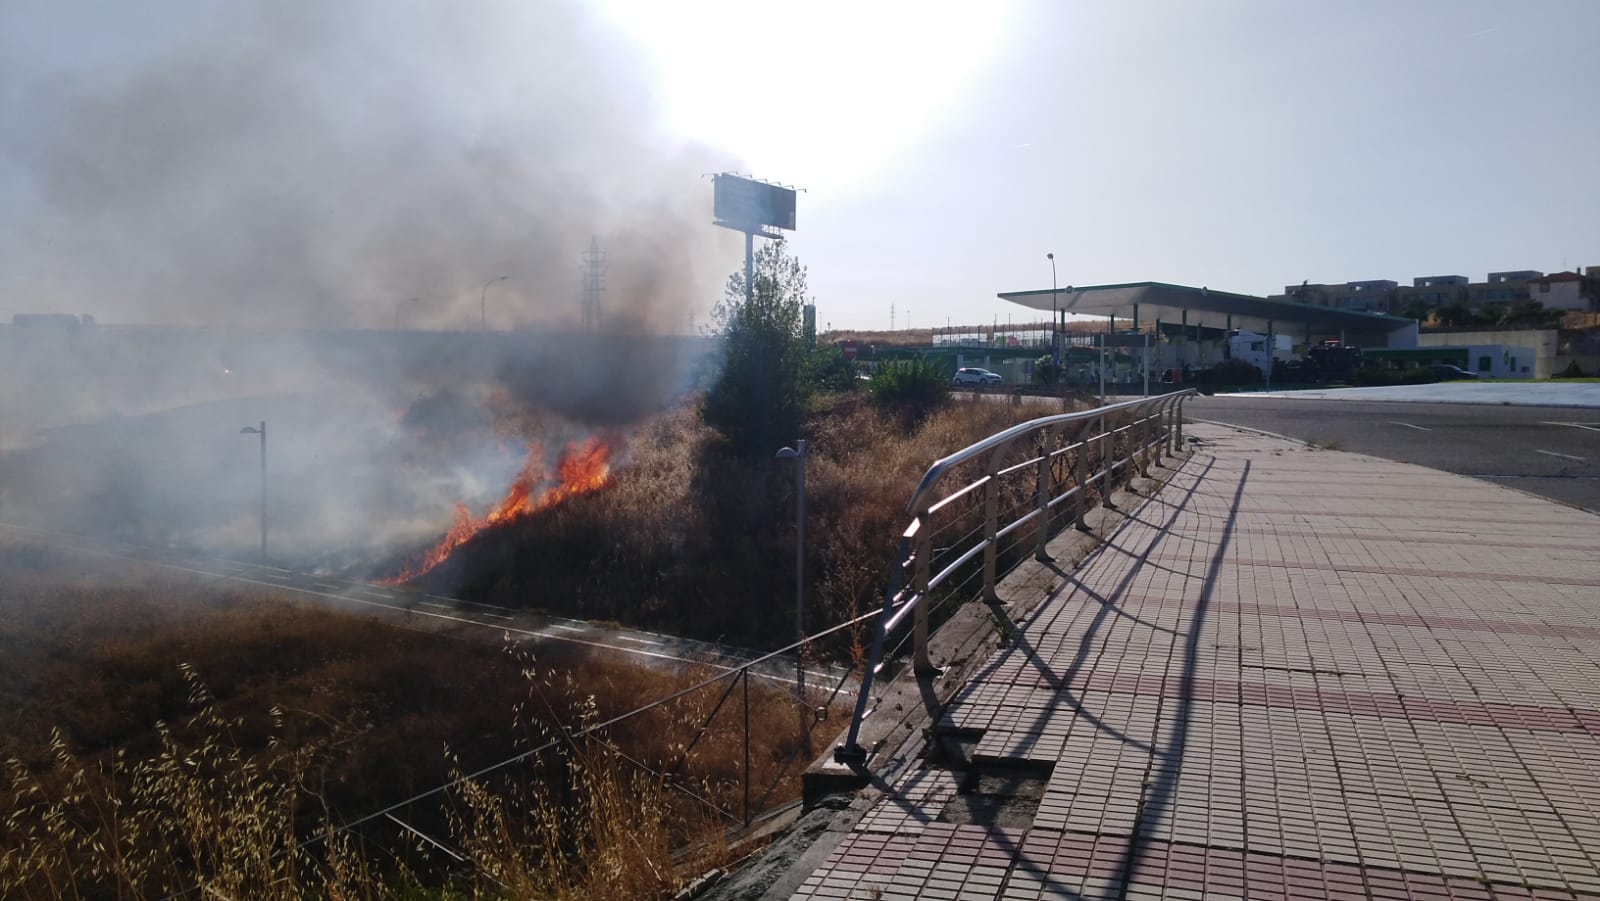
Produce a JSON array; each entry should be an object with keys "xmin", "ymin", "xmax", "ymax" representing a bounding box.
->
[{"xmin": 998, "ymin": 281, "xmax": 1417, "ymax": 346}]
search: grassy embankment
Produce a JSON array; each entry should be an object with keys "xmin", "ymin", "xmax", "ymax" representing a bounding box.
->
[
  {"xmin": 3, "ymin": 393, "xmax": 1051, "ymax": 898},
  {"xmin": 417, "ymin": 393, "xmax": 1052, "ymax": 654}
]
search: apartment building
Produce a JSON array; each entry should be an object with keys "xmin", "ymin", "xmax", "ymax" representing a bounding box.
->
[{"xmin": 1272, "ymin": 267, "xmax": 1597, "ymax": 315}]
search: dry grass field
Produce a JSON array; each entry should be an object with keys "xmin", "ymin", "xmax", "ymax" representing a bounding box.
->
[{"xmin": 1, "ymin": 393, "xmax": 1052, "ymax": 898}]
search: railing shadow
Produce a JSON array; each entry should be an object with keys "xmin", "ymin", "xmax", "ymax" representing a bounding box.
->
[
  {"xmin": 962, "ymin": 456, "xmax": 1214, "ymax": 753},
  {"xmin": 922, "ymin": 452, "xmax": 1248, "ymax": 899},
  {"xmin": 1111, "ymin": 458, "xmax": 1250, "ymax": 893}
]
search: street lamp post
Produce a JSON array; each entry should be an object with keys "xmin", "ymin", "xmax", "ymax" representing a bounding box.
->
[
  {"xmin": 776, "ymin": 440, "xmax": 807, "ymax": 703},
  {"xmin": 1047, "ymin": 253, "xmax": 1058, "ymax": 376},
  {"xmin": 480, "ymin": 275, "xmax": 508, "ymax": 331},
  {"xmin": 239, "ymin": 421, "xmax": 266, "ymax": 560}
]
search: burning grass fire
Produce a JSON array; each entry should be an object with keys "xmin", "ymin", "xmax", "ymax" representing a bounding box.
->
[{"xmin": 385, "ymin": 435, "xmax": 616, "ymax": 583}]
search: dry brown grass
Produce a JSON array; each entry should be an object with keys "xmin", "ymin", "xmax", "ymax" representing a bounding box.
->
[
  {"xmin": 0, "ymin": 543, "xmax": 815, "ymax": 899},
  {"xmin": 423, "ymin": 393, "xmax": 1048, "ymax": 654},
  {"xmin": 2, "ymin": 391, "xmax": 1057, "ymax": 898}
]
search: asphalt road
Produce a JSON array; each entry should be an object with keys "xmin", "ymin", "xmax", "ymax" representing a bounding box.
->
[{"xmin": 1185, "ymin": 396, "xmax": 1600, "ymax": 512}]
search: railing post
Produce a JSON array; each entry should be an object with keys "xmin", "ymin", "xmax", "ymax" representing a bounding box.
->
[
  {"xmin": 912, "ymin": 516, "xmax": 938, "ymax": 675},
  {"xmin": 743, "ymin": 668, "xmax": 751, "ymax": 827},
  {"xmin": 1138, "ymin": 408, "xmax": 1152, "ymax": 477},
  {"xmin": 1034, "ymin": 425, "xmax": 1054, "ymax": 562},
  {"xmin": 1169, "ymin": 401, "xmax": 1181, "ymax": 454},
  {"xmin": 1151, "ymin": 403, "xmax": 1164, "ymax": 468},
  {"xmin": 1176, "ymin": 397, "xmax": 1186, "ymax": 447},
  {"xmin": 836, "ymin": 534, "xmax": 910, "ymax": 766},
  {"xmin": 1074, "ymin": 419, "xmax": 1090, "ymax": 531},
  {"xmin": 1099, "ymin": 409, "xmax": 1118, "ymax": 511},
  {"xmin": 982, "ymin": 451, "xmax": 1001, "ymax": 605}
]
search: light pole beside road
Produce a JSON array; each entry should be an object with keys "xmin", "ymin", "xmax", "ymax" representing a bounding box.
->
[
  {"xmin": 1047, "ymin": 253, "xmax": 1058, "ymax": 376},
  {"xmin": 239, "ymin": 421, "xmax": 266, "ymax": 560},
  {"xmin": 480, "ymin": 275, "xmax": 508, "ymax": 331},
  {"xmin": 776, "ymin": 440, "xmax": 807, "ymax": 703}
]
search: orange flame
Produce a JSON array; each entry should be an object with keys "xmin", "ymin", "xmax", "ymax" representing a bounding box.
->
[{"xmin": 386, "ymin": 436, "xmax": 614, "ymax": 583}]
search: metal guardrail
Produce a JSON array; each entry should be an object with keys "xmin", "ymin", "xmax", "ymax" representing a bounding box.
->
[{"xmin": 835, "ymin": 390, "xmax": 1197, "ymax": 764}]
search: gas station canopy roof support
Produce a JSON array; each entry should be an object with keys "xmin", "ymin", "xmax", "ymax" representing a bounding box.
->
[{"xmin": 997, "ymin": 281, "xmax": 1417, "ymax": 347}]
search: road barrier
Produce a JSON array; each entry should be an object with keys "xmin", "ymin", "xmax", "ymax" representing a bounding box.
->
[{"xmin": 835, "ymin": 390, "xmax": 1197, "ymax": 764}]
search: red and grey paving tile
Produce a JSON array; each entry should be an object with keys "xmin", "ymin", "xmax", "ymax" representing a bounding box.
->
[{"xmin": 791, "ymin": 425, "xmax": 1600, "ymax": 900}]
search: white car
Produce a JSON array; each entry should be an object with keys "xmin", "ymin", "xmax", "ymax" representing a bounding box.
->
[{"xmin": 951, "ymin": 367, "xmax": 1002, "ymax": 386}]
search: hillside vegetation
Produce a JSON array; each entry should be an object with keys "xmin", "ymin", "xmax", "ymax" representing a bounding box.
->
[
  {"xmin": 418, "ymin": 394, "xmax": 1046, "ymax": 652},
  {"xmin": 0, "ymin": 542, "xmax": 813, "ymax": 899}
]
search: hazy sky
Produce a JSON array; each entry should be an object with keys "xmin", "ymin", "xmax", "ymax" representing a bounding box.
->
[
  {"xmin": 4, "ymin": 1, "xmax": 1597, "ymax": 331},
  {"xmin": 603, "ymin": 0, "xmax": 1600, "ymax": 331}
]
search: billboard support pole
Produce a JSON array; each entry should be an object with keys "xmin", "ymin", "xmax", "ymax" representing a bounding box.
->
[{"xmin": 745, "ymin": 230, "xmax": 755, "ymax": 303}]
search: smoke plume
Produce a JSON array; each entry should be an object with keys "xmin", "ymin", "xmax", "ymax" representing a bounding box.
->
[
  {"xmin": 0, "ymin": 0, "xmax": 733, "ymax": 329},
  {"xmin": 0, "ymin": 0, "xmax": 741, "ymax": 568}
]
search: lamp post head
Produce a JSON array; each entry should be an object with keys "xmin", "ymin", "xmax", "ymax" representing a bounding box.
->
[
  {"xmin": 240, "ymin": 426, "xmax": 261, "ymax": 435},
  {"xmin": 1047, "ymin": 252, "xmax": 1053, "ymax": 260},
  {"xmin": 775, "ymin": 446, "xmax": 799, "ymax": 461}
]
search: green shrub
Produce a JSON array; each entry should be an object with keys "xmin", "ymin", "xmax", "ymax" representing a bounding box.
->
[
  {"xmin": 805, "ymin": 344, "xmax": 860, "ymax": 394},
  {"xmin": 869, "ymin": 357, "xmax": 950, "ymax": 420}
]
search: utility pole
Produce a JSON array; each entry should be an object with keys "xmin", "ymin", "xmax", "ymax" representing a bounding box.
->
[
  {"xmin": 581, "ymin": 237, "xmax": 605, "ymax": 331},
  {"xmin": 480, "ymin": 275, "xmax": 508, "ymax": 331},
  {"xmin": 239, "ymin": 421, "xmax": 266, "ymax": 560},
  {"xmin": 776, "ymin": 441, "xmax": 807, "ymax": 703}
]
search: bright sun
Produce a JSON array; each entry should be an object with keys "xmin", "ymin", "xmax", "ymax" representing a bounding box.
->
[{"xmin": 594, "ymin": 0, "xmax": 1013, "ymax": 192}]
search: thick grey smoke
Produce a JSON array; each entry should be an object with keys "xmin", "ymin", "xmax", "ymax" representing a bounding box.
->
[
  {"xmin": 0, "ymin": 0, "xmax": 733, "ymax": 329},
  {"xmin": 0, "ymin": 0, "xmax": 739, "ymax": 569}
]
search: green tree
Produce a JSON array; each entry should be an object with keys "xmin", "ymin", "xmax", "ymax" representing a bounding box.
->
[
  {"xmin": 1033, "ymin": 355, "xmax": 1062, "ymax": 385},
  {"xmin": 1399, "ymin": 299, "xmax": 1432, "ymax": 323},
  {"xmin": 1435, "ymin": 301, "xmax": 1473, "ymax": 328},
  {"xmin": 701, "ymin": 240, "xmax": 811, "ymax": 459}
]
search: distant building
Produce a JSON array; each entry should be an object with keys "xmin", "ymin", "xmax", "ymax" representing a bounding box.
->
[
  {"xmin": 1416, "ymin": 329, "xmax": 1557, "ymax": 377},
  {"xmin": 1530, "ymin": 271, "xmax": 1590, "ymax": 312},
  {"xmin": 1392, "ymin": 276, "xmax": 1469, "ymax": 312},
  {"xmin": 1274, "ymin": 266, "xmax": 1595, "ymax": 316},
  {"xmin": 1277, "ymin": 279, "xmax": 1396, "ymax": 312}
]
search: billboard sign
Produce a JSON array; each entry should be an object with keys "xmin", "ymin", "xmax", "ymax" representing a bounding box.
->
[{"xmin": 713, "ymin": 174, "xmax": 797, "ymax": 233}]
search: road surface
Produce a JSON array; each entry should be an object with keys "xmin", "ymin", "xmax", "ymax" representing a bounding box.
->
[{"xmin": 1186, "ymin": 396, "xmax": 1600, "ymax": 511}]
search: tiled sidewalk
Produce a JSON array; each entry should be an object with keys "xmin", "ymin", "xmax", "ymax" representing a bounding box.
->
[{"xmin": 793, "ymin": 425, "xmax": 1600, "ymax": 900}]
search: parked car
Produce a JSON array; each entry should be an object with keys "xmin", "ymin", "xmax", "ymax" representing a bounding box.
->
[
  {"xmin": 951, "ymin": 367, "xmax": 1002, "ymax": 386},
  {"xmin": 1430, "ymin": 363, "xmax": 1480, "ymax": 380}
]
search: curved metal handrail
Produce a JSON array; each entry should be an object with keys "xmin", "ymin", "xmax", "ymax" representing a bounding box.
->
[
  {"xmin": 904, "ymin": 392, "xmax": 1190, "ymax": 517},
  {"xmin": 836, "ymin": 389, "xmax": 1197, "ymax": 765}
]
